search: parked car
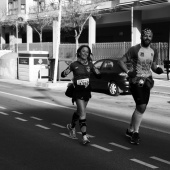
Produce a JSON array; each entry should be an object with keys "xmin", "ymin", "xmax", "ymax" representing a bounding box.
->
[{"xmin": 90, "ymin": 59, "xmax": 130, "ymax": 96}]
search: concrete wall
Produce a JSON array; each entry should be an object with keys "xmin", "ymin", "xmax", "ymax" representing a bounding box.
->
[
  {"xmin": 0, "ymin": 51, "xmax": 17, "ymax": 79},
  {"xmin": 0, "ymin": 50, "xmax": 12, "ymax": 57}
]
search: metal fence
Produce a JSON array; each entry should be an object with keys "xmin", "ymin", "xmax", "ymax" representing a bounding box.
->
[
  {"xmin": 92, "ymin": 42, "xmax": 131, "ymax": 60},
  {"xmin": 1, "ymin": 42, "xmax": 169, "ymax": 64}
]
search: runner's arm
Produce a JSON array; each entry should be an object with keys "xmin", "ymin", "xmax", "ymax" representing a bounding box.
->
[
  {"xmin": 91, "ymin": 65, "xmax": 101, "ymax": 79},
  {"xmin": 151, "ymin": 50, "xmax": 163, "ymax": 74},
  {"xmin": 61, "ymin": 65, "xmax": 72, "ymax": 78},
  {"xmin": 151, "ymin": 62, "xmax": 163, "ymax": 74}
]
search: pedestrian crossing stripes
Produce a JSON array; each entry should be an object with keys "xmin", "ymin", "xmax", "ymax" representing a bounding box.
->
[
  {"xmin": 0, "ymin": 112, "xmax": 8, "ymax": 115},
  {"xmin": 30, "ymin": 116, "xmax": 42, "ymax": 120},
  {"xmin": 60, "ymin": 133, "xmax": 78, "ymax": 139},
  {"xmin": 15, "ymin": 117, "xmax": 28, "ymax": 121},
  {"xmin": 51, "ymin": 123, "xmax": 66, "ymax": 128},
  {"xmin": 0, "ymin": 106, "xmax": 6, "ymax": 109},
  {"xmin": 0, "ymin": 106, "xmax": 169, "ymax": 169},
  {"xmin": 35, "ymin": 124, "xmax": 50, "ymax": 129},
  {"xmin": 90, "ymin": 144, "xmax": 112, "ymax": 152},
  {"xmin": 109, "ymin": 142, "xmax": 131, "ymax": 150},
  {"xmin": 12, "ymin": 111, "xmax": 23, "ymax": 114},
  {"xmin": 130, "ymin": 159, "xmax": 158, "ymax": 169},
  {"xmin": 150, "ymin": 156, "xmax": 170, "ymax": 165}
]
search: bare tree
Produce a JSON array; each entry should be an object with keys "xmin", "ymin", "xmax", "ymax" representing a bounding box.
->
[
  {"xmin": 27, "ymin": 1, "xmax": 59, "ymax": 44},
  {"xmin": 61, "ymin": 0, "xmax": 108, "ymax": 49}
]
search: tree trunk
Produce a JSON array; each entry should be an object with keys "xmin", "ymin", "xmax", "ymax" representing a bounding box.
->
[
  {"xmin": 40, "ymin": 33, "xmax": 43, "ymax": 50},
  {"xmin": 75, "ymin": 37, "xmax": 79, "ymax": 51}
]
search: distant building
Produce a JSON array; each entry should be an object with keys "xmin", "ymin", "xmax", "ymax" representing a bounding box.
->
[{"xmin": 0, "ymin": 0, "xmax": 170, "ymax": 54}]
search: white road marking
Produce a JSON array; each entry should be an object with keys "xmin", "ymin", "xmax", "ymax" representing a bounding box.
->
[
  {"xmin": 77, "ymin": 132, "xmax": 95, "ymax": 138},
  {"xmin": 35, "ymin": 124, "xmax": 50, "ymax": 129},
  {"xmin": 30, "ymin": 116, "xmax": 42, "ymax": 121},
  {"xmin": 0, "ymin": 91, "xmax": 74, "ymax": 110},
  {"xmin": 12, "ymin": 111, "xmax": 23, "ymax": 115},
  {"xmin": 109, "ymin": 142, "xmax": 131, "ymax": 150},
  {"xmin": 0, "ymin": 91, "xmax": 169, "ymax": 135},
  {"xmin": 0, "ymin": 112, "xmax": 8, "ymax": 115},
  {"xmin": 51, "ymin": 123, "xmax": 66, "ymax": 128},
  {"xmin": 15, "ymin": 117, "xmax": 28, "ymax": 121},
  {"xmin": 60, "ymin": 133, "xmax": 78, "ymax": 139},
  {"xmin": 130, "ymin": 159, "xmax": 158, "ymax": 169},
  {"xmin": 150, "ymin": 156, "xmax": 170, "ymax": 165},
  {"xmin": 0, "ymin": 106, "xmax": 6, "ymax": 109},
  {"xmin": 90, "ymin": 144, "xmax": 112, "ymax": 152}
]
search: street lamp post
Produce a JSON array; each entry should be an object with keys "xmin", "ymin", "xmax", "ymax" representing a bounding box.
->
[
  {"xmin": 53, "ymin": 0, "xmax": 62, "ymax": 83},
  {"xmin": 16, "ymin": 17, "xmax": 24, "ymax": 53},
  {"xmin": 16, "ymin": 17, "xmax": 24, "ymax": 79},
  {"xmin": 16, "ymin": 21, "xmax": 18, "ymax": 53}
]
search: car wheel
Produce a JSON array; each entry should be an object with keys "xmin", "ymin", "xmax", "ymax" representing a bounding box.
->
[{"xmin": 109, "ymin": 82, "xmax": 119, "ymax": 96}]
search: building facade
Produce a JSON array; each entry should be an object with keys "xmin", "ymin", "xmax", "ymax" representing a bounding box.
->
[{"xmin": 0, "ymin": 0, "xmax": 170, "ymax": 58}]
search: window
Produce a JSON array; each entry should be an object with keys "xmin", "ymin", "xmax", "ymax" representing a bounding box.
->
[
  {"xmin": 13, "ymin": 0, "xmax": 18, "ymax": 9},
  {"xmin": 94, "ymin": 61, "xmax": 103, "ymax": 70},
  {"xmin": 102, "ymin": 61, "xmax": 114, "ymax": 70},
  {"xmin": 21, "ymin": 4, "xmax": 25, "ymax": 14},
  {"xmin": 8, "ymin": 2, "xmax": 13, "ymax": 15}
]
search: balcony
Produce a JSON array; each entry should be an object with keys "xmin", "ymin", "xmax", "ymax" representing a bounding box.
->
[{"xmin": 29, "ymin": 3, "xmax": 59, "ymax": 14}]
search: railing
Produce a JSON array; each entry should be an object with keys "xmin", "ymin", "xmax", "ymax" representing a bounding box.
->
[
  {"xmin": 1, "ymin": 42, "xmax": 169, "ymax": 65},
  {"xmin": 92, "ymin": 42, "xmax": 131, "ymax": 60}
]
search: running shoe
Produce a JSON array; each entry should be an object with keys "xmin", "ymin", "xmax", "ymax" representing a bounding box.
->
[
  {"xmin": 130, "ymin": 132, "xmax": 140, "ymax": 145},
  {"xmin": 82, "ymin": 135, "xmax": 90, "ymax": 145},
  {"xmin": 67, "ymin": 124, "xmax": 76, "ymax": 139},
  {"xmin": 125, "ymin": 129, "xmax": 133, "ymax": 138}
]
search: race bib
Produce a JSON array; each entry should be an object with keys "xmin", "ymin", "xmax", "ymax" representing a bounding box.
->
[{"xmin": 77, "ymin": 78, "xmax": 89, "ymax": 87}]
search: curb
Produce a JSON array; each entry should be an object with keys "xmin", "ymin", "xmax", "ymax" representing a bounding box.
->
[{"xmin": 151, "ymin": 90, "xmax": 170, "ymax": 97}]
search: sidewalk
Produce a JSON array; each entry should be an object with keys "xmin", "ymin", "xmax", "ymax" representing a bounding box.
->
[
  {"xmin": 0, "ymin": 78, "xmax": 70, "ymax": 90},
  {"xmin": 0, "ymin": 72, "xmax": 169, "ymax": 91},
  {"xmin": 152, "ymin": 72, "xmax": 169, "ymax": 81}
]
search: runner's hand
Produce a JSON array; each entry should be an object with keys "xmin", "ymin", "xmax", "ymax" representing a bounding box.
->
[
  {"xmin": 127, "ymin": 71, "xmax": 136, "ymax": 78},
  {"xmin": 156, "ymin": 67, "xmax": 163, "ymax": 74}
]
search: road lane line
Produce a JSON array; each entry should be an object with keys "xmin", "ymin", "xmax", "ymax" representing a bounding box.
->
[
  {"xmin": 15, "ymin": 117, "xmax": 28, "ymax": 121},
  {"xmin": 0, "ymin": 91, "xmax": 74, "ymax": 110},
  {"xmin": 51, "ymin": 123, "xmax": 66, "ymax": 128},
  {"xmin": 30, "ymin": 116, "xmax": 42, "ymax": 121},
  {"xmin": 150, "ymin": 156, "xmax": 170, "ymax": 165},
  {"xmin": 90, "ymin": 144, "xmax": 112, "ymax": 152},
  {"xmin": 35, "ymin": 124, "xmax": 50, "ymax": 129},
  {"xmin": 1, "ymin": 91, "xmax": 170, "ymax": 135},
  {"xmin": 0, "ymin": 112, "xmax": 8, "ymax": 115},
  {"xmin": 130, "ymin": 159, "xmax": 158, "ymax": 169},
  {"xmin": 0, "ymin": 106, "xmax": 6, "ymax": 109},
  {"xmin": 77, "ymin": 132, "xmax": 95, "ymax": 138},
  {"xmin": 60, "ymin": 133, "xmax": 78, "ymax": 139},
  {"xmin": 12, "ymin": 111, "xmax": 23, "ymax": 114},
  {"xmin": 109, "ymin": 142, "xmax": 131, "ymax": 150}
]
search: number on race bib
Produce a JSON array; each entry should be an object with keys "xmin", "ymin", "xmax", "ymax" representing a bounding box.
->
[{"xmin": 77, "ymin": 78, "xmax": 89, "ymax": 86}]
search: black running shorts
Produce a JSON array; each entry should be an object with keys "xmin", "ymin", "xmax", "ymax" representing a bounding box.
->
[
  {"xmin": 72, "ymin": 84, "xmax": 91, "ymax": 102},
  {"xmin": 130, "ymin": 83, "xmax": 150, "ymax": 105}
]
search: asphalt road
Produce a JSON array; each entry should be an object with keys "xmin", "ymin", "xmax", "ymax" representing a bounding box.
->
[{"xmin": 0, "ymin": 82, "xmax": 169, "ymax": 170}]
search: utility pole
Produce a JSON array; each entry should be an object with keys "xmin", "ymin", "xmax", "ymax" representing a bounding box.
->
[{"xmin": 53, "ymin": 0, "xmax": 62, "ymax": 83}]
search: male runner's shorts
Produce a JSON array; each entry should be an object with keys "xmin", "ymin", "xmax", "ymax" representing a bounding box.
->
[{"xmin": 130, "ymin": 83, "xmax": 150, "ymax": 105}]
